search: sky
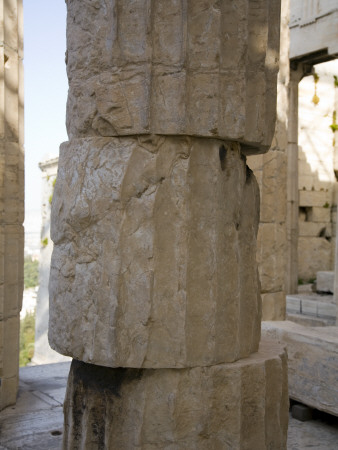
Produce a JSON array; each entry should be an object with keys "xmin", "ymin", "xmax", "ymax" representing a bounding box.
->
[{"xmin": 24, "ymin": 0, "xmax": 68, "ymax": 213}]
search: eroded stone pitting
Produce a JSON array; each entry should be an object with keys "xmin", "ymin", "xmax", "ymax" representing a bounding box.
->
[
  {"xmin": 63, "ymin": 340, "xmax": 288, "ymax": 450},
  {"xmin": 49, "ymin": 136, "xmax": 261, "ymax": 368},
  {"xmin": 65, "ymin": 0, "xmax": 280, "ymax": 152}
]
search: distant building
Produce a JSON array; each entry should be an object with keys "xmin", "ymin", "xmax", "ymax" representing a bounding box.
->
[{"xmin": 32, "ymin": 157, "xmax": 70, "ymax": 365}]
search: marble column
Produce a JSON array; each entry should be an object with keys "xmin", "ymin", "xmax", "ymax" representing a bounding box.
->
[
  {"xmin": 49, "ymin": 1, "xmax": 288, "ymax": 448},
  {"xmin": 0, "ymin": 0, "xmax": 24, "ymax": 411},
  {"xmin": 286, "ymin": 65, "xmax": 304, "ymax": 294}
]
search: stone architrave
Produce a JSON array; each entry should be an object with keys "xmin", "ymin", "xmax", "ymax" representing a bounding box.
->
[{"xmin": 49, "ymin": 1, "xmax": 288, "ymax": 448}]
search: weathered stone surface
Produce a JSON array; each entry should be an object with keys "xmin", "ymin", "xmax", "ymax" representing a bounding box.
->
[
  {"xmin": 262, "ymin": 321, "xmax": 338, "ymax": 417},
  {"xmin": 63, "ymin": 338, "xmax": 288, "ymax": 450},
  {"xmin": 49, "ymin": 137, "xmax": 261, "ymax": 368},
  {"xmin": 257, "ymin": 222, "xmax": 286, "ymax": 293},
  {"xmin": 316, "ymin": 271, "xmax": 334, "ymax": 293},
  {"xmin": 262, "ymin": 291, "xmax": 286, "ymax": 321},
  {"xmin": 299, "ymin": 190, "xmax": 331, "ymax": 208},
  {"xmin": 299, "ymin": 221, "xmax": 332, "ymax": 238},
  {"xmin": 246, "ymin": 0, "xmax": 289, "ymax": 316},
  {"xmin": 0, "ymin": 0, "xmax": 24, "ymax": 411},
  {"xmin": 298, "ymin": 237, "xmax": 332, "ymax": 282},
  {"xmin": 65, "ymin": 0, "xmax": 281, "ymax": 152}
]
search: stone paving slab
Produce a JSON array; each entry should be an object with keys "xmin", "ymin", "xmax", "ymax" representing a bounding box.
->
[
  {"xmin": 262, "ymin": 322, "xmax": 338, "ymax": 417},
  {"xmin": 0, "ymin": 362, "xmax": 70, "ymax": 450},
  {"xmin": 288, "ymin": 412, "xmax": 338, "ymax": 449},
  {"xmin": 286, "ymin": 292, "xmax": 336, "ymax": 321}
]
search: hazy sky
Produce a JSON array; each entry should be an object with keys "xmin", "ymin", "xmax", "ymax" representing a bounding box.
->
[{"xmin": 24, "ymin": 0, "xmax": 68, "ymax": 213}]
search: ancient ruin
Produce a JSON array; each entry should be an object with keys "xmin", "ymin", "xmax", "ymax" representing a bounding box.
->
[
  {"xmin": 0, "ymin": 0, "xmax": 24, "ymax": 410},
  {"xmin": 47, "ymin": 1, "xmax": 288, "ymax": 448},
  {"xmin": 263, "ymin": 0, "xmax": 338, "ymax": 420}
]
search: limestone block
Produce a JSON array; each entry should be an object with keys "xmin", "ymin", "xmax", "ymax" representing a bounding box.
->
[
  {"xmin": 262, "ymin": 321, "xmax": 338, "ymax": 417},
  {"xmin": 257, "ymin": 223, "xmax": 286, "ymax": 293},
  {"xmin": 316, "ymin": 271, "xmax": 334, "ymax": 293},
  {"xmin": 299, "ymin": 190, "xmax": 331, "ymax": 208},
  {"xmin": 65, "ymin": 0, "xmax": 281, "ymax": 153},
  {"xmin": 49, "ymin": 137, "xmax": 261, "ymax": 368},
  {"xmin": 299, "ymin": 221, "xmax": 331, "ymax": 238},
  {"xmin": 63, "ymin": 338, "xmax": 288, "ymax": 450},
  {"xmin": 309, "ymin": 206, "xmax": 331, "ymax": 223},
  {"xmin": 0, "ymin": 225, "xmax": 24, "ymax": 319},
  {"xmin": 0, "ymin": 142, "xmax": 25, "ymax": 225},
  {"xmin": 0, "ymin": 376, "xmax": 18, "ymax": 411},
  {"xmin": 298, "ymin": 237, "xmax": 332, "ymax": 282},
  {"xmin": 287, "ymin": 313, "xmax": 332, "ymax": 327},
  {"xmin": 248, "ymin": 150, "xmax": 287, "ymax": 224},
  {"xmin": 0, "ymin": 316, "xmax": 19, "ymax": 379},
  {"xmin": 286, "ymin": 296, "xmax": 301, "ymax": 315},
  {"xmin": 260, "ymin": 150, "xmax": 287, "ymax": 224},
  {"xmin": 262, "ymin": 291, "xmax": 286, "ymax": 321}
]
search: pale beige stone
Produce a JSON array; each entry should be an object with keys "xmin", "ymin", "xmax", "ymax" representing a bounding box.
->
[
  {"xmin": 308, "ymin": 206, "xmax": 331, "ymax": 223},
  {"xmin": 298, "ymin": 237, "xmax": 332, "ymax": 282},
  {"xmin": 65, "ymin": 0, "xmax": 281, "ymax": 152},
  {"xmin": 1, "ymin": 316, "xmax": 19, "ymax": 378},
  {"xmin": 246, "ymin": 0, "xmax": 288, "ymax": 314},
  {"xmin": 262, "ymin": 321, "xmax": 338, "ymax": 417},
  {"xmin": 316, "ymin": 271, "xmax": 334, "ymax": 293},
  {"xmin": 262, "ymin": 292, "xmax": 286, "ymax": 321},
  {"xmin": 299, "ymin": 221, "xmax": 331, "ymax": 238},
  {"xmin": 257, "ymin": 223, "xmax": 286, "ymax": 293},
  {"xmin": 299, "ymin": 190, "xmax": 331, "ymax": 208},
  {"xmin": 0, "ymin": 376, "xmax": 18, "ymax": 411},
  {"xmin": 49, "ymin": 137, "xmax": 261, "ymax": 368},
  {"xmin": 0, "ymin": 0, "xmax": 24, "ymax": 412},
  {"xmin": 0, "ymin": 316, "xmax": 20, "ymax": 408},
  {"xmin": 260, "ymin": 151, "xmax": 287, "ymax": 224},
  {"xmin": 63, "ymin": 338, "xmax": 288, "ymax": 450}
]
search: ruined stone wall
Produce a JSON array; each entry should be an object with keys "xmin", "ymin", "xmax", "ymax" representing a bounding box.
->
[
  {"xmin": 298, "ymin": 60, "xmax": 338, "ymax": 282},
  {"xmin": 0, "ymin": 0, "xmax": 24, "ymax": 410},
  {"xmin": 248, "ymin": 0, "xmax": 289, "ymax": 320}
]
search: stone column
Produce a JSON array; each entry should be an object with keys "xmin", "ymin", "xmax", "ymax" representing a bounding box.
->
[
  {"xmin": 248, "ymin": 0, "xmax": 289, "ymax": 320},
  {"xmin": 333, "ymin": 78, "xmax": 338, "ymax": 323},
  {"xmin": 49, "ymin": 1, "xmax": 288, "ymax": 447},
  {"xmin": 0, "ymin": 0, "xmax": 24, "ymax": 410},
  {"xmin": 286, "ymin": 66, "xmax": 304, "ymax": 294}
]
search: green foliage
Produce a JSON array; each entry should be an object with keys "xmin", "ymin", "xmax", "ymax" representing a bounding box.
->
[
  {"xmin": 24, "ymin": 257, "xmax": 39, "ymax": 289},
  {"xmin": 330, "ymin": 111, "xmax": 338, "ymax": 132},
  {"xmin": 298, "ymin": 278, "xmax": 304, "ymax": 285},
  {"xmin": 334, "ymin": 75, "xmax": 338, "ymax": 88},
  {"xmin": 19, "ymin": 311, "xmax": 35, "ymax": 367},
  {"xmin": 312, "ymin": 73, "xmax": 320, "ymax": 105},
  {"xmin": 48, "ymin": 177, "xmax": 56, "ymax": 204},
  {"xmin": 323, "ymin": 202, "xmax": 330, "ymax": 208},
  {"xmin": 41, "ymin": 237, "xmax": 48, "ymax": 247}
]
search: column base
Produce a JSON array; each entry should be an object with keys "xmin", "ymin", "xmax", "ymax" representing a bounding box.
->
[{"xmin": 63, "ymin": 338, "xmax": 288, "ymax": 449}]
